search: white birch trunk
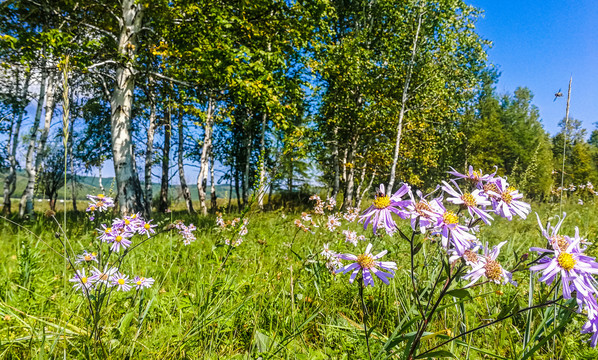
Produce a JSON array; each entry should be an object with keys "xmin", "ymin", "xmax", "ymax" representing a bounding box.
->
[
  {"xmin": 257, "ymin": 112, "xmax": 268, "ymax": 210},
  {"xmin": 197, "ymin": 97, "xmax": 214, "ymax": 215},
  {"xmin": 19, "ymin": 66, "xmax": 47, "ymax": 217},
  {"xmin": 331, "ymin": 126, "xmax": 340, "ymax": 199},
  {"xmin": 3, "ymin": 70, "xmax": 30, "ymax": 214},
  {"xmin": 177, "ymin": 111, "xmax": 194, "ymax": 213},
  {"xmin": 110, "ymin": 0, "xmax": 145, "ymax": 215},
  {"xmin": 387, "ymin": 10, "xmax": 423, "ymax": 194},
  {"xmin": 209, "ymin": 148, "xmax": 216, "ymax": 212},
  {"xmin": 159, "ymin": 106, "xmax": 171, "ymax": 213}
]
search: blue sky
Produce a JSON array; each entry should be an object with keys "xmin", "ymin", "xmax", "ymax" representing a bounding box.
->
[{"xmin": 468, "ymin": 0, "xmax": 598, "ymax": 135}]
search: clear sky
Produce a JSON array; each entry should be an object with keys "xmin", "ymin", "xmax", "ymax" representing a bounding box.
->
[{"xmin": 467, "ymin": 0, "xmax": 598, "ymax": 135}]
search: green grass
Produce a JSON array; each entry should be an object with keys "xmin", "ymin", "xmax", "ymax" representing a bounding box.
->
[{"xmin": 1, "ymin": 199, "xmax": 598, "ymax": 359}]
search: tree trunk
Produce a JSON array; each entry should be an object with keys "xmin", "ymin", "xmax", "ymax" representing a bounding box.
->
[
  {"xmin": 331, "ymin": 126, "xmax": 340, "ymax": 199},
  {"xmin": 387, "ymin": 9, "xmax": 423, "ymax": 194},
  {"xmin": 144, "ymin": 79, "xmax": 156, "ymax": 217},
  {"xmin": 19, "ymin": 65, "xmax": 47, "ymax": 217},
  {"xmin": 110, "ymin": 0, "xmax": 145, "ymax": 215},
  {"xmin": 242, "ymin": 118, "xmax": 252, "ymax": 208},
  {"xmin": 341, "ymin": 148, "xmax": 348, "ymax": 183},
  {"xmin": 177, "ymin": 110, "xmax": 194, "ymax": 213},
  {"xmin": 3, "ymin": 70, "xmax": 30, "ymax": 215},
  {"xmin": 197, "ymin": 97, "xmax": 214, "ymax": 215},
  {"xmin": 210, "ymin": 147, "xmax": 217, "ymax": 212},
  {"xmin": 257, "ymin": 112, "xmax": 268, "ymax": 210},
  {"xmin": 98, "ymin": 165, "xmax": 105, "ymax": 193},
  {"xmin": 158, "ymin": 106, "xmax": 171, "ymax": 213},
  {"xmin": 235, "ymin": 167, "xmax": 242, "ymax": 211},
  {"xmin": 356, "ymin": 169, "xmax": 376, "ymax": 210},
  {"xmin": 227, "ymin": 165, "xmax": 233, "ymax": 213},
  {"xmin": 354, "ymin": 152, "xmax": 369, "ymax": 209},
  {"xmin": 342, "ymin": 136, "xmax": 359, "ymax": 210}
]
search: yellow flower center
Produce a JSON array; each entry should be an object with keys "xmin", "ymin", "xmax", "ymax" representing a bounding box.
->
[
  {"xmin": 461, "ymin": 193, "xmax": 477, "ymax": 207},
  {"xmin": 472, "ymin": 170, "xmax": 480, "ymax": 180},
  {"xmin": 484, "ymin": 260, "xmax": 502, "ymax": 281},
  {"xmin": 84, "ymin": 255, "xmax": 92, "ymax": 261},
  {"xmin": 115, "ymin": 235, "xmax": 123, "ymax": 242},
  {"xmin": 90, "ymin": 206, "xmax": 96, "ymax": 211},
  {"xmin": 125, "ymin": 219, "xmax": 130, "ymax": 225},
  {"xmin": 81, "ymin": 277, "xmax": 88, "ymax": 284},
  {"xmin": 118, "ymin": 278, "xmax": 125, "ymax": 285},
  {"xmin": 97, "ymin": 201, "xmax": 104, "ymax": 207},
  {"xmin": 483, "ymin": 183, "xmax": 498, "ymax": 195},
  {"xmin": 557, "ymin": 253, "xmax": 576, "ymax": 271},
  {"xmin": 144, "ymin": 223, "xmax": 150, "ymax": 230},
  {"xmin": 97, "ymin": 194, "xmax": 104, "ymax": 198},
  {"xmin": 507, "ymin": 186, "xmax": 516, "ymax": 193},
  {"xmin": 501, "ymin": 191, "xmax": 513, "ymax": 204},
  {"xmin": 357, "ymin": 254, "xmax": 375, "ymax": 269},
  {"xmin": 415, "ymin": 201, "xmax": 431, "ymax": 217},
  {"xmin": 131, "ymin": 214, "xmax": 137, "ymax": 219},
  {"xmin": 100, "ymin": 274, "xmax": 109, "ymax": 281},
  {"xmin": 443, "ymin": 211, "xmax": 459, "ymax": 225},
  {"xmin": 92, "ymin": 252, "xmax": 97, "ymax": 257},
  {"xmin": 373, "ymin": 195, "xmax": 390, "ymax": 209},
  {"xmin": 105, "ymin": 227, "xmax": 112, "ymax": 233},
  {"xmin": 552, "ymin": 235, "xmax": 569, "ymax": 252},
  {"xmin": 136, "ymin": 280, "xmax": 142, "ymax": 286}
]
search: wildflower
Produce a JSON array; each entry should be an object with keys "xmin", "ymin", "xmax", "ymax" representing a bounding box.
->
[
  {"xmin": 449, "ymin": 244, "xmax": 481, "ymax": 266},
  {"xmin": 75, "ymin": 250, "xmax": 98, "ymax": 264},
  {"xmin": 360, "ymin": 183, "xmax": 411, "ymax": 235},
  {"xmin": 109, "ymin": 232, "xmax": 133, "ymax": 252},
  {"xmin": 336, "ymin": 243, "xmax": 397, "ymax": 287},
  {"xmin": 174, "ymin": 221, "xmax": 197, "ymax": 245},
  {"xmin": 448, "ymin": 166, "xmax": 496, "ymax": 188},
  {"xmin": 570, "ymin": 184, "xmax": 577, "ymax": 192},
  {"xmin": 86, "ymin": 194, "xmax": 115, "ymax": 213},
  {"xmin": 343, "ymin": 207, "xmax": 359, "ymax": 222},
  {"xmin": 433, "ymin": 202, "xmax": 477, "ymax": 253},
  {"xmin": 301, "ymin": 212, "xmax": 312, "ymax": 222},
  {"xmin": 326, "ymin": 197, "xmax": 337, "ymax": 211},
  {"xmin": 89, "ymin": 266, "xmax": 118, "ymax": 287},
  {"xmin": 239, "ymin": 225, "xmax": 248, "ymax": 236},
  {"xmin": 216, "ymin": 213, "xmax": 226, "ymax": 228},
  {"xmin": 405, "ymin": 190, "xmax": 442, "ymax": 233},
  {"xmin": 326, "ymin": 215, "xmax": 341, "ymax": 232},
  {"xmin": 321, "ymin": 243, "xmax": 336, "ymax": 258},
  {"xmin": 225, "ymin": 238, "xmax": 243, "ymax": 247},
  {"xmin": 579, "ymin": 199, "xmax": 585, "ymax": 205},
  {"xmin": 462, "ymin": 241, "xmax": 516, "ymax": 287},
  {"xmin": 138, "ymin": 219, "xmax": 157, "ymax": 238},
  {"xmin": 442, "ymin": 180, "xmax": 493, "ymax": 224},
  {"xmin": 357, "ymin": 235, "xmax": 366, "ymax": 242},
  {"xmin": 309, "ymin": 194, "xmax": 321, "ymax": 201},
  {"xmin": 133, "ymin": 276, "xmax": 155, "ymax": 290},
  {"xmin": 530, "ymin": 231, "xmax": 598, "ymax": 300},
  {"xmin": 111, "ymin": 272, "xmax": 132, "ymax": 292},
  {"xmin": 69, "ymin": 269, "xmax": 93, "ymax": 292},
  {"xmin": 581, "ymin": 316, "xmax": 598, "ymax": 347},
  {"xmin": 326, "ymin": 257, "xmax": 343, "ymax": 272},
  {"xmin": 342, "ymin": 230, "xmax": 358, "ymax": 246},
  {"xmin": 486, "ymin": 178, "xmax": 531, "ymax": 220}
]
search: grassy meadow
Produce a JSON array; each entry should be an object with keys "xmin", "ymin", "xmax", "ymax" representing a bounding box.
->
[{"xmin": 1, "ymin": 197, "xmax": 598, "ymax": 359}]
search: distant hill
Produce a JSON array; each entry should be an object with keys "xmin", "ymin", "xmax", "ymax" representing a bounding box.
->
[{"xmin": 0, "ymin": 170, "xmax": 234, "ymax": 201}]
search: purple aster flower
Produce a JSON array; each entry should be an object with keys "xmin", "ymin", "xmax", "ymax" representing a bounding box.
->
[
  {"xmin": 359, "ymin": 184, "xmax": 411, "ymax": 235},
  {"xmin": 89, "ymin": 266, "xmax": 118, "ymax": 287},
  {"xmin": 404, "ymin": 189, "xmax": 442, "ymax": 233},
  {"xmin": 86, "ymin": 194, "xmax": 115, "ymax": 213},
  {"xmin": 462, "ymin": 241, "xmax": 516, "ymax": 287},
  {"xmin": 486, "ymin": 178, "xmax": 531, "ymax": 220},
  {"xmin": 342, "ymin": 230, "xmax": 358, "ymax": 246},
  {"xmin": 133, "ymin": 276, "xmax": 154, "ymax": 290},
  {"xmin": 75, "ymin": 250, "xmax": 98, "ymax": 264},
  {"xmin": 448, "ymin": 166, "xmax": 497, "ymax": 188},
  {"xmin": 111, "ymin": 272, "xmax": 132, "ymax": 292},
  {"xmin": 582, "ymin": 316, "xmax": 598, "ymax": 347},
  {"xmin": 530, "ymin": 230, "xmax": 598, "ymax": 300},
  {"xmin": 442, "ymin": 180, "xmax": 493, "ymax": 224},
  {"xmin": 138, "ymin": 219, "xmax": 157, "ymax": 238},
  {"xmin": 449, "ymin": 244, "xmax": 481, "ymax": 266},
  {"xmin": 432, "ymin": 202, "xmax": 477, "ymax": 254},
  {"xmin": 326, "ymin": 215, "xmax": 341, "ymax": 232},
  {"xmin": 69, "ymin": 269, "xmax": 93, "ymax": 292},
  {"xmin": 336, "ymin": 243, "xmax": 397, "ymax": 287},
  {"xmin": 109, "ymin": 231, "xmax": 133, "ymax": 252}
]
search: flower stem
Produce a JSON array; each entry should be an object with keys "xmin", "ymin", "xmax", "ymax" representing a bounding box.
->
[{"xmin": 359, "ymin": 277, "xmax": 373, "ymax": 360}]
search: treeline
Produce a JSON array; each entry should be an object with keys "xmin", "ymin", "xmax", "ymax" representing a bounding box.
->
[{"xmin": 0, "ymin": 0, "xmax": 594, "ymax": 217}]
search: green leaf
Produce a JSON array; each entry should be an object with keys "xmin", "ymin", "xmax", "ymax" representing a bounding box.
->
[{"xmin": 446, "ymin": 289, "xmax": 471, "ymax": 299}]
